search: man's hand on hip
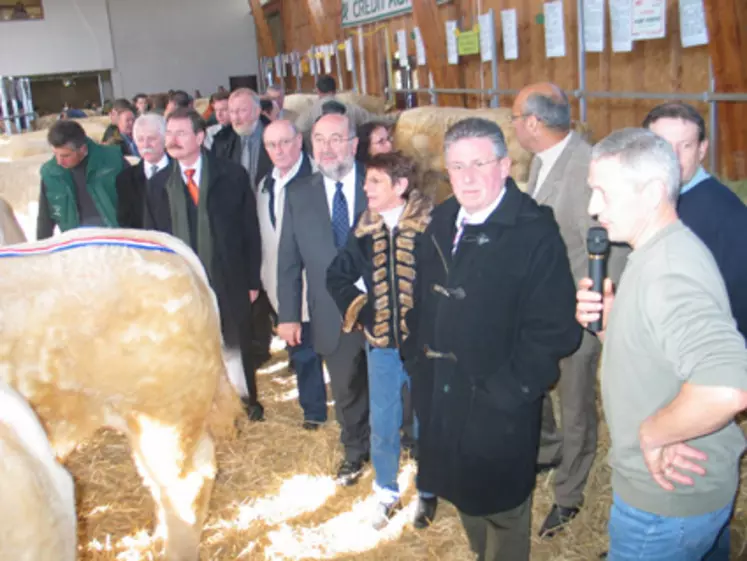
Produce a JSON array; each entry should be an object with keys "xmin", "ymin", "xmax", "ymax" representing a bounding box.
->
[{"xmin": 277, "ymin": 322, "xmax": 302, "ymax": 347}]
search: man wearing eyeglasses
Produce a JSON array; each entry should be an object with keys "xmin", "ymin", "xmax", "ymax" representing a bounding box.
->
[
  {"xmin": 257, "ymin": 120, "xmax": 327, "ymax": 431},
  {"xmin": 511, "ymin": 82, "xmax": 629, "ymax": 539},
  {"xmin": 276, "ymin": 112, "xmax": 370, "ymax": 486},
  {"xmin": 401, "ymin": 117, "xmax": 580, "ymax": 560}
]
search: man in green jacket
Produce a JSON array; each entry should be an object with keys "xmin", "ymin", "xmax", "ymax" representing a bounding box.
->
[{"xmin": 37, "ymin": 120, "xmax": 126, "ymax": 240}]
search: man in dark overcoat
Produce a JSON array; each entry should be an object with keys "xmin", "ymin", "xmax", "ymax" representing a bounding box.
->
[{"xmin": 401, "ymin": 118, "xmax": 581, "ymax": 560}]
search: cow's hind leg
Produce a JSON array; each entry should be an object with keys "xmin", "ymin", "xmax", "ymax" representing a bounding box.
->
[{"xmin": 129, "ymin": 417, "xmax": 216, "ymax": 561}]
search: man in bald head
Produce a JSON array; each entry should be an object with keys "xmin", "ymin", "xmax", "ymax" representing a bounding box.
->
[
  {"xmin": 512, "ymin": 82, "xmax": 629, "ymax": 538},
  {"xmin": 257, "ymin": 120, "xmax": 327, "ymax": 429}
]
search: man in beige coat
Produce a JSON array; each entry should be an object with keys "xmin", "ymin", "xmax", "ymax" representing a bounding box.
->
[{"xmin": 512, "ymin": 82, "xmax": 628, "ymax": 538}]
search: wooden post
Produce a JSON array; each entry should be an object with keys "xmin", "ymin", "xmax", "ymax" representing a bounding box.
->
[
  {"xmin": 248, "ymin": 0, "xmax": 277, "ymax": 59},
  {"xmin": 704, "ymin": 0, "xmax": 747, "ymax": 179},
  {"xmin": 411, "ymin": 0, "xmax": 464, "ymax": 107}
]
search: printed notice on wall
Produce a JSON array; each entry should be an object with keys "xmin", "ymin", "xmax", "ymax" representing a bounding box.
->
[
  {"xmin": 397, "ymin": 29, "xmax": 408, "ymax": 63},
  {"xmin": 501, "ymin": 9, "xmax": 519, "ymax": 60},
  {"xmin": 345, "ymin": 38, "xmax": 355, "ymax": 72},
  {"xmin": 679, "ymin": 0, "xmax": 708, "ymax": 48},
  {"xmin": 445, "ymin": 20, "xmax": 459, "ymax": 65},
  {"xmin": 478, "ymin": 11, "xmax": 497, "ymax": 62},
  {"xmin": 323, "ymin": 45, "xmax": 333, "ymax": 74},
  {"xmin": 631, "ymin": 0, "xmax": 666, "ymax": 41},
  {"xmin": 583, "ymin": 0, "xmax": 606, "ymax": 52},
  {"xmin": 544, "ymin": 1, "xmax": 567, "ymax": 58},
  {"xmin": 610, "ymin": 0, "xmax": 633, "ymax": 52},
  {"xmin": 414, "ymin": 27, "xmax": 426, "ymax": 66}
]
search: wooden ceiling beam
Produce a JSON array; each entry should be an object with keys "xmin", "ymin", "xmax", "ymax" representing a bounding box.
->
[
  {"xmin": 248, "ymin": 0, "xmax": 277, "ymax": 59},
  {"xmin": 303, "ymin": 0, "xmax": 334, "ymax": 47},
  {"xmin": 411, "ymin": 0, "xmax": 464, "ymax": 107}
]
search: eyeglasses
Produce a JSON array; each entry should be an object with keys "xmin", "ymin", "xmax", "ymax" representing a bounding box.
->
[
  {"xmin": 265, "ymin": 138, "xmax": 295, "ymax": 150},
  {"xmin": 446, "ymin": 158, "xmax": 500, "ymax": 173},
  {"xmin": 312, "ymin": 134, "xmax": 353, "ymax": 148}
]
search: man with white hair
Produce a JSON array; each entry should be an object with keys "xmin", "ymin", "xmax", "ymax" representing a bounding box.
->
[
  {"xmin": 116, "ymin": 113, "xmax": 171, "ymax": 229},
  {"xmin": 576, "ymin": 128, "xmax": 747, "ymax": 560},
  {"xmin": 210, "ymin": 88, "xmax": 272, "ymax": 193}
]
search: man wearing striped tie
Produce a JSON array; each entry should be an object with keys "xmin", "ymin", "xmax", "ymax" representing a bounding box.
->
[{"xmin": 147, "ymin": 107, "xmax": 264, "ymax": 421}]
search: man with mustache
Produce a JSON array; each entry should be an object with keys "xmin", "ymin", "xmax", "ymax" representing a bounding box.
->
[
  {"xmin": 146, "ymin": 108, "xmax": 263, "ymax": 421},
  {"xmin": 116, "ymin": 113, "xmax": 172, "ymax": 229},
  {"xmin": 277, "ymin": 112, "xmax": 371, "ymax": 485}
]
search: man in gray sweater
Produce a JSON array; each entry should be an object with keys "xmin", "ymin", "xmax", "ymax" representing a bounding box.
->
[{"xmin": 576, "ymin": 128, "xmax": 747, "ymax": 560}]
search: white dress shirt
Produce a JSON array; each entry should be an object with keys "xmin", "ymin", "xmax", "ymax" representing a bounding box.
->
[
  {"xmin": 455, "ymin": 186, "xmax": 507, "ymax": 228},
  {"xmin": 323, "ymin": 164, "xmax": 357, "ymax": 225},
  {"xmin": 533, "ymin": 132, "xmax": 572, "ymax": 199},
  {"xmin": 143, "ymin": 154, "xmax": 169, "ymax": 179},
  {"xmin": 179, "ymin": 154, "xmax": 203, "ymax": 188}
]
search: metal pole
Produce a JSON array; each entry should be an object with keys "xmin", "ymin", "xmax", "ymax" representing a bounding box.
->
[
  {"xmin": 350, "ymin": 39, "xmax": 360, "ymax": 94},
  {"xmin": 334, "ymin": 41, "xmax": 344, "ymax": 89},
  {"xmin": 358, "ymin": 27, "xmax": 367, "ymax": 94},
  {"xmin": 385, "ymin": 29, "xmax": 394, "ymax": 104},
  {"xmin": 708, "ymin": 59, "xmax": 718, "ymax": 175},
  {"xmin": 295, "ymin": 51, "xmax": 302, "ymax": 93},
  {"xmin": 428, "ymin": 72, "xmax": 437, "ymax": 106},
  {"xmin": 97, "ymin": 73, "xmax": 105, "ymax": 107},
  {"xmin": 576, "ymin": 0, "xmax": 587, "ymax": 122},
  {"xmin": 488, "ymin": 9, "xmax": 499, "ymax": 108},
  {"xmin": 21, "ymin": 78, "xmax": 34, "ymax": 130},
  {"xmin": 0, "ymin": 76, "xmax": 12, "ymax": 136}
]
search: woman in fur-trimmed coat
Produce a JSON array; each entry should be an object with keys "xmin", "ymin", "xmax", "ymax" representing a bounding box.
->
[{"xmin": 326, "ymin": 151, "xmax": 436, "ymax": 529}]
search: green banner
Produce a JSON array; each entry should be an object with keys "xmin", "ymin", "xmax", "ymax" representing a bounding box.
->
[{"xmin": 342, "ymin": 0, "xmax": 451, "ymax": 28}]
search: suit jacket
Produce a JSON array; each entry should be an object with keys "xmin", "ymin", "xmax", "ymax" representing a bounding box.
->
[
  {"xmin": 257, "ymin": 152, "xmax": 314, "ymax": 319},
  {"xmin": 529, "ymin": 131, "xmax": 629, "ymax": 286},
  {"xmin": 277, "ymin": 164, "xmax": 367, "ymax": 356},
  {"xmin": 116, "ymin": 159, "xmax": 172, "ymax": 229},
  {"xmin": 145, "ymin": 151, "xmax": 262, "ymax": 347},
  {"xmin": 209, "ymin": 123, "xmax": 272, "ymax": 192}
]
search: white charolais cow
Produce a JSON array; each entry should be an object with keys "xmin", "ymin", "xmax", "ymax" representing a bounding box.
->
[
  {"xmin": 0, "ymin": 380, "xmax": 76, "ymax": 561},
  {"xmin": 0, "ymin": 228, "xmax": 243, "ymax": 561}
]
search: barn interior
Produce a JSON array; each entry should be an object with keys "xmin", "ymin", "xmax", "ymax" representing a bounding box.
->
[{"xmin": 0, "ymin": 0, "xmax": 746, "ymax": 560}]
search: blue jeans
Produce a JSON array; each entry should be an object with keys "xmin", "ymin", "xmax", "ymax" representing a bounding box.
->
[
  {"xmin": 608, "ymin": 494, "xmax": 732, "ymax": 561},
  {"xmin": 287, "ymin": 322, "xmax": 327, "ymax": 423},
  {"xmin": 367, "ymin": 345, "xmax": 411, "ymax": 503}
]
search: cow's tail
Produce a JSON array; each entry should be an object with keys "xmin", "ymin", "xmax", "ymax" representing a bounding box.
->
[{"xmin": 206, "ymin": 361, "xmax": 244, "ymax": 440}]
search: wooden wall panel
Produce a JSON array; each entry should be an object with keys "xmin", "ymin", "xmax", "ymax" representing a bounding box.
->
[{"xmin": 267, "ymin": 0, "xmax": 742, "ymax": 177}]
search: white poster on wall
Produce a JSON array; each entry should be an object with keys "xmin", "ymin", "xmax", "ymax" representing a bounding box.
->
[
  {"xmin": 323, "ymin": 45, "xmax": 332, "ymax": 74},
  {"xmin": 501, "ymin": 9, "xmax": 519, "ymax": 60},
  {"xmin": 396, "ymin": 29, "xmax": 408, "ymax": 63},
  {"xmin": 544, "ymin": 1, "xmax": 567, "ymax": 58},
  {"xmin": 345, "ymin": 37, "xmax": 355, "ymax": 72},
  {"xmin": 679, "ymin": 0, "xmax": 708, "ymax": 48},
  {"xmin": 610, "ymin": 0, "xmax": 633, "ymax": 52},
  {"xmin": 478, "ymin": 11, "xmax": 497, "ymax": 62},
  {"xmin": 631, "ymin": 0, "xmax": 666, "ymax": 40},
  {"xmin": 414, "ymin": 27, "xmax": 427, "ymax": 66},
  {"xmin": 584, "ymin": 0, "xmax": 606, "ymax": 52},
  {"xmin": 445, "ymin": 20, "xmax": 459, "ymax": 65}
]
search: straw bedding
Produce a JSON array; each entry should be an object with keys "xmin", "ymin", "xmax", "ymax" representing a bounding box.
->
[{"xmin": 63, "ymin": 347, "xmax": 746, "ymax": 560}]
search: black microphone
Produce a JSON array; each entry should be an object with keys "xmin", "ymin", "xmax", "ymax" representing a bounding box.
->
[{"xmin": 587, "ymin": 227, "xmax": 610, "ymax": 333}]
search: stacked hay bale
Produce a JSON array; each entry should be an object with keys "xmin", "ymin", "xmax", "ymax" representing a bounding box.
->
[
  {"xmin": 194, "ymin": 97, "xmax": 210, "ymax": 116},
  {"xmin": 393, "ymin": 106, "xmax": 532, "ymax": 204},
  {"xmin": 283, "ymin": 93, "xmax": 389, "ymax": 119}
]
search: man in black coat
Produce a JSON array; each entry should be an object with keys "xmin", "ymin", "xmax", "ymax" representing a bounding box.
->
[
  {"xmin": 116, "ymin": 113, "xmax": 171, "ymax": 229},
  {"xmin": 146, "ymin": 107, "xmax": 264, "ymax": 421},
  {"xmin": 401, "ymin": 118, "xmax": 581, "ymax": 560},
  {"xmin": 210, "ymin": 88, "xmax": 272, "ymax": 194}
]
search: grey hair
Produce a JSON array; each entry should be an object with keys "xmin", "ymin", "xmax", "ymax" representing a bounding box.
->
[
  {"xmin": 263, "ymin": 119, "xmax": 299, "ymax": 137},
  {"xmin": 133, "ymin": 112, "xmax": 166, "ymax": 138},
  {"xmin": 230, "ymin": 87, "xmax": 261, "ymax": 108},
  {"xmin": 522, "ymin": 87, "xmax": 571, "ymax": 131},
  {"xmin": 591, "ymin": 127, "xmax": 682, "ymax": 203},
  {"xmin": 443, "ymin": 118, "xmax": 508, "ymax": 158},
  {"xmin": 311, "ymin": 112, "xmax": 357, "ymax": 139}
]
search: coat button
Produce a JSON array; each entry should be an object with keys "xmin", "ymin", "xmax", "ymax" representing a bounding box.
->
[
  {"xmin": 521, "ymin": 385, "xmax": 530, "ymax": 394},
  {"xmin": 443, "ymin": 384, "xmax": 450, "ymax": 393}
]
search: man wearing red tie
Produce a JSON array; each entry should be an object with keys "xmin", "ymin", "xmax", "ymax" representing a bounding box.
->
[{"xmin": 147, "ymin": 107, "xmax": 264, "ymax": 420}]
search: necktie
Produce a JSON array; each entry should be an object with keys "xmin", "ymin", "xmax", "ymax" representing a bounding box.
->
[
  {"xmin": 150, "ymin": 164, "xmax": 158, "ymax": 179},
  {"xmin": 331, "ymin": 181, "xmax": 350, "ymax": 249},
  {"xmin": 240, "ymin": 136, "xmax": 251, "ymax": 172},
  {"xmin": 266, "ymin": 178, "xmax": 276, "ymax": 229},
  {"xmin": 184, "ymin": 169, "xmax": 199, "ymax": 205},
  {"xmin": 526, "ymin": 156, "xmax": 543, "ymax": 198},
  {"xmin": 452, "ymin": 217, "xmax": 468, "ymax": 255}
]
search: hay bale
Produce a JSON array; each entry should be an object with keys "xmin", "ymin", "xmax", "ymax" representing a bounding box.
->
[
  {"xmin": 393, "ymin": 106, "xmax": 532, "ymax": 184},
  {"xmin": 194, "ymin": 97, "xmax": 210, "ymax": 115},
  {"xmin": 0, "ymin": 119, "xmax": 109, "ymax": 161},
  {"xmin": 284, "ymin": 93, "xmax": 318, "ymax": 117},
  {"xmin": 336, "ymin": 92, "xmax": 387, "ymax": 115}
]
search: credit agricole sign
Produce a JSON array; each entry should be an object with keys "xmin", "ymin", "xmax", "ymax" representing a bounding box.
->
[{"xmin": 342, "ymin": 0, "xmax": 451, "ymax": 28}]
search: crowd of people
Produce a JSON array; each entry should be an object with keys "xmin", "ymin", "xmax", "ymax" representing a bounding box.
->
[{"xmin": 35, "ymin": 75, "xmax": 747, "ymax": 561}]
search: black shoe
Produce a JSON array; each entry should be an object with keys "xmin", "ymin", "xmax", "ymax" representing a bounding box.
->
[
  {"xmin": 413, "ymin": 496, "xmax": 438, "ymax": 529},
  {"xmin": 242, "ymin": 398, "xmax": 265, "ymax": 422},
  {"xmin": 302, "ymin": 420, "xmax": 322, "ymax": 431},
  {"xmin": 536, "ymin": 460, "xmax": 561, "ymax": 474},
  {"xmin": 538, "ymin": 503, "xmax": 581, "ymax": 538},
  {"xmin": 335, "ymin": 459, "xmax": 366, "ymax": 486},
  {"xmin": 599, "ymin": 553, "xmax": 608, "ymax": 559}
]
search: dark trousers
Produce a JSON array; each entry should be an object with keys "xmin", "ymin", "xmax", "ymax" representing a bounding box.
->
[
  {"xmin": 537, "ymin": 329, "xmax": 601, "ymax": 507},
  {"xmin": 287, "ymin": 322, "xmax": 327, "ymax": 423},
  {"xmin": 459, "ymin": 496, "xmax": 532, "ymax": 561},
  {"xmin": 323, "ymin": 331, "xmax": 369, "ymax": 463}
]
